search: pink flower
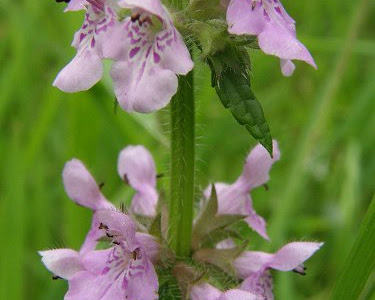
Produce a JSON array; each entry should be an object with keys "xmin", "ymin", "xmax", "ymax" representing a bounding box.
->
[
  {"xmin": 190, "ymin": 283, "xmax": 263, "ymax": 300},
  {"xmin": 117, "ymin": 145, "xmax": 159, "ymax": 217},
  {"xmin": 63, "ymin": 210, "xmax": 159, "ymax": 300},
  {"xmin": 226, "ymin": 0, "xmax": 317, "ymax": 76},
  {"xmin": 40, "ymin": 211, "xmax": 159, "ymax": 300},
  {"xmin": 235, "ymin": 242, "xmax": 323, "ymax": 299},
  {"xmin": 54, "ymin": 0, "xmax": 122, "ymax": 92},
  {"xmin": 204, "ymin": 140, "xmax": 280, "ymax": 240},
  {"xmin": 62, "ymin": 158, "xmax": 115, "ymax": 253},
  {"xmin": 110, "ymin": 0, "xmax": 194, "ymax": 112},
  {"xmin": 40, "ymin": 156, "xmax": 160, "ymax": 299}
]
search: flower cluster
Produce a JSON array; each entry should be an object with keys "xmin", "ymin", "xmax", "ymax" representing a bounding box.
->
[
  {"xmin": 54, "ymin": 0, "xmax": 316, "ymax": 113},
  {"xmin": 40, "ymin": 143, "xmax": 322, "ymax": 299}
]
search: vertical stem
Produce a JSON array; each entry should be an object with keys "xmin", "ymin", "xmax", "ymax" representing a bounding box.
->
[{"xmin": 169, "ymin": 70, "xmax": 195, "ymax": 257}]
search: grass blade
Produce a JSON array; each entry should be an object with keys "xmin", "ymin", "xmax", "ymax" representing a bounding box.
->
[{"xmin": 330, "ymin": 197, "xmax": 375, "ymax": 300}]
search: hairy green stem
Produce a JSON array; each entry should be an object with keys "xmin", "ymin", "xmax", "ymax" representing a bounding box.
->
[{"xmin": 168, "ymin": 71, "xmax": 195, "ymax": 257}]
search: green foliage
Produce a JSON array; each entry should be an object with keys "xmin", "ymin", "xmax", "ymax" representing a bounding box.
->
[
  {"xmin": 0, "ymin": 0, "xmax": 374, "ymax": 300},
  {"xmin": 330, "ymin": 197, "xmax": 375, "ymax": 300},
  {"xmin": 208, "ymin": 45, "xmax": 273, "ymax": 156}
]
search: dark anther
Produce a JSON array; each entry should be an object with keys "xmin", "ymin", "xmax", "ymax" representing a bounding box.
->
[
  {"xmin": 293, "ymin": 267, "xmax": 307, "ymax": 276},
  {"xmin": 131, "ymin": 13, "xmax": 141, "ymax": 22},
  {"xmin": 113, "ymin": 241, "xmax": 120, "ymax": 245},
  {"xmin": 99, "ymin": 182, "xmax": 105, "ymax": 190},
  {"xmin": 52, "ymin": 275, "xmax": 62, "ymax": 280},
  {"xmin": 123, "ymin": 174, "xmax": 129, "ymax": 185},
  {"xmin": 56, "ymin": 0, "xmax": 71, "ymax": 3},
  {"xmin": 99, "ymin": 222, "xmax": 109, "ymax": 230},
  {"xmin": 106, "ymin": 232, "xmax": 114, "ymax": 238},
  {"xmin": 156, "ymin": 173, "xmax": 164, "ymax": 179},
  {"xmin": 251, "ymin": 1, "xmax": 256, "ymax": 10},
  {"xmin": 132, "ymin": 251, "xmax": 138, "ymax": 260}
]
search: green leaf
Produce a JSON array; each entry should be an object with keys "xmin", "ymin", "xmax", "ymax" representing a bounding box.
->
[
  {"xmin": 330, "ymin": 197, "xmax": 375, "ymax": 300},
  {"xmin": 192, "ymin": 185, "xmax": 245, "ymax": 250},
  {"xmin": 208, "ymin": 46, "xmax": 273, "ymax": 156}
]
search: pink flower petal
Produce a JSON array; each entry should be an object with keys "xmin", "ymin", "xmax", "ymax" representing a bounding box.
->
[
  {"xmin": 190, "ymin": 283, "xmax": 221, "ymax": 300},
  {"xmin": 53, "ymin": 50, "xmax": 103, "ymax": 92},
  {"xmin": 234, "ymin": 251, "xmax": 273, "ymax": 278},
  {"xmin": 227, "ymin": 0, "xmax": 316, "ymax": 75},
  {"xmin": 269, "ymin": 242, "xmax": 323, "ymax": 271},
  {"xmin": 111, "ymin": 59, "xmax": 178, "ymax": 113},
  {"xmin": 39, "ymin": 249, "xmax": 84, "ymax": 280},
  {"xmin": 220, "ymin": 289, "xmax": 263, "ymax": 300},
  {"xmin": 238, "ymin": 140, "xmax": 280, "ymax": 190},
  {"xmin": 136, "ymin": 232, "xmax": 160, "ymax": 263},
  {"xmin": 119, "ymin": 0, "xmax": 166, "ymax": 21},
  {"xmin": 280, "ymin": 59, "xmax": 295, "ymax": 76},
  {"xmin": 110, "ymin": 7, "xmax": 193, "ymax": 113},
  {"xmin": 62, "ymin": 159, "xmax": 112, "ymax": 210},
  {"xmin": 117, "ymin": 145, "xmax": 158, "ymax": 216},
  {"xmin": 95, "ymin": 210, "xmax": 138, "ymax": 249},
  {"xmin": 65, "ymin": 0, "xmax": 88, "ymax": 12}
]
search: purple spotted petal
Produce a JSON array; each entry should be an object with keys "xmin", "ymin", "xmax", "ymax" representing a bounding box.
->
[
  {"xmin": 62, "ymin": 159, "xmax": 113, "ymax": 211},
  {"xmin": 118, "ymin": 145, "xmax": 158, "ymax": 217},
  {"xmin": 227, "ymin": 0, "xmax": 316, "ymax": 75},
  {"xmin": 66, "ymin": 247, "xmax": 158, "ymax": 300},
  {"xmin": 55, "ymin": 2, "xmax": 122, "ymax": 92},
  {"xmin": 39, "ymin": 249, "xmax": 84, "ymax": 280},
  {"xmin": 111, "ymin": 6, "xmax": 193, "ymax": 113}
]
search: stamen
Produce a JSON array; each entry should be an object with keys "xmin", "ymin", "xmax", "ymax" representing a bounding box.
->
[
  {"xmin": 55, "ymin": 0, "xmax": 70, "ymax": 3},
  {"xmin": 123, "ymin": 174, "xmax": 129, "ymax": 185},
  {"xmin": 293, "ymin": 265, "xmax": 307, "ymax": 275},
  {"xmin": 99, "ymin": 222, "xmax": 109, "ymax": 230}
]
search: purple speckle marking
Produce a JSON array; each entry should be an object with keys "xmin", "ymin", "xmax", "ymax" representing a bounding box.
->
[
  {"xmin": 153, "ymin": 52, "xmax": 161, "ymax": 63},
  {"xmin": 129, "ymin": 47, "xmax": 141, "ymax": 58}
]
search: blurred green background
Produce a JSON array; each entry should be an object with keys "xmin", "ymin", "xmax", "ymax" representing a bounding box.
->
[{"xmin": 0, "ymin": 0, "xmax": 374, "ymax": 299}]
